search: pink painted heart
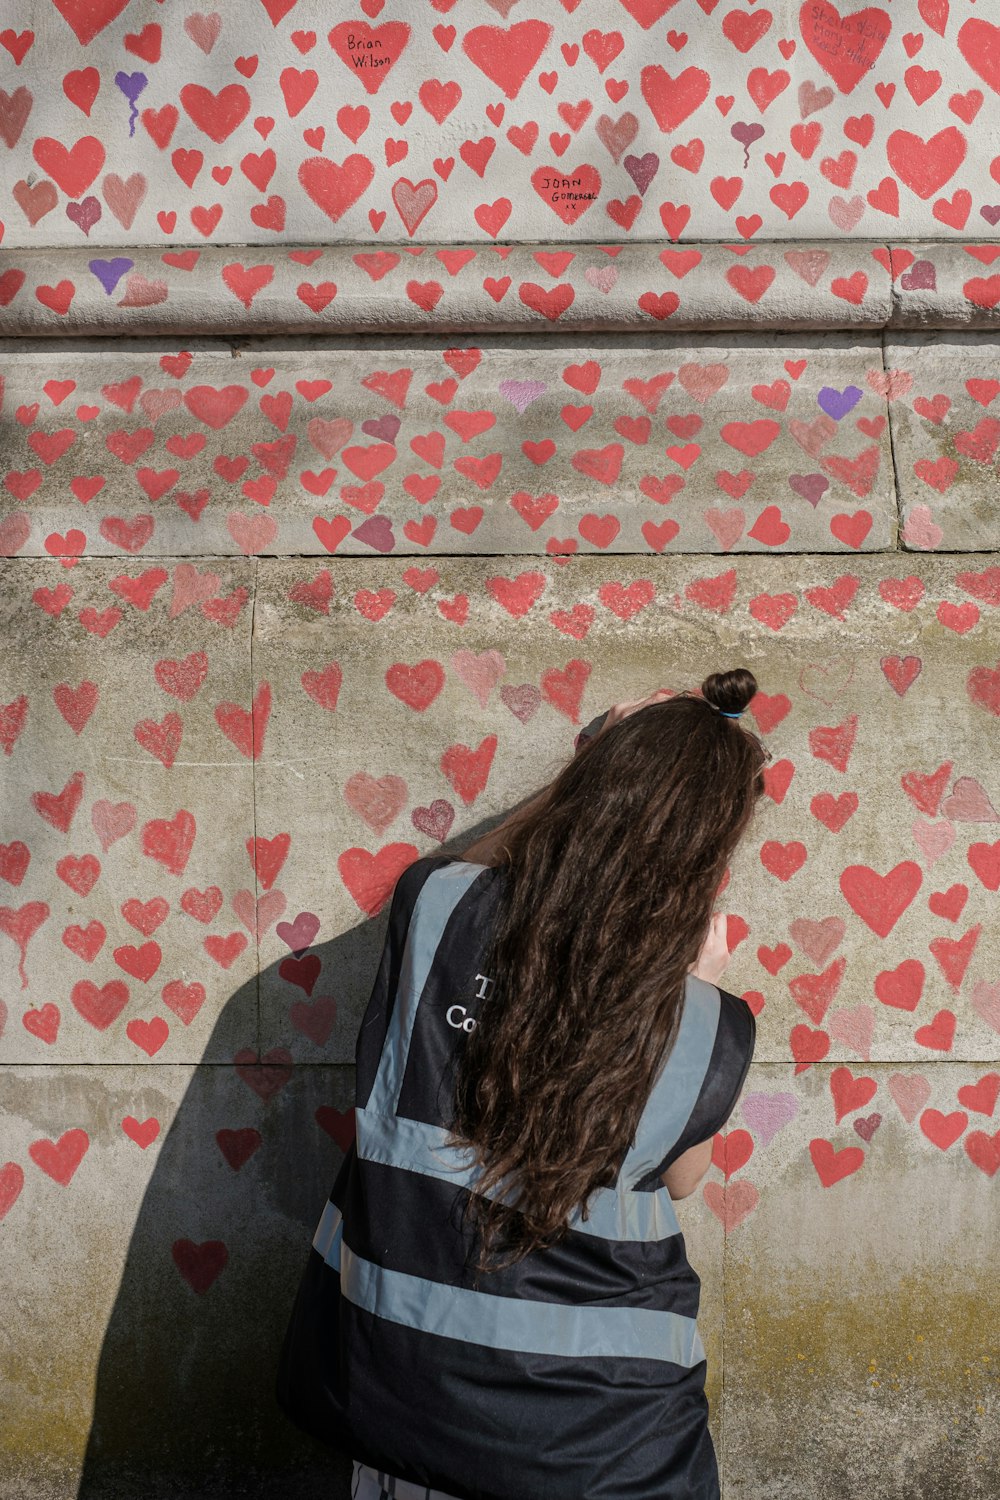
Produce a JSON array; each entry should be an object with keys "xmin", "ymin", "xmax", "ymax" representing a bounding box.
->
[
  {"xmin": 343, "ymin": 772, "xmax": 408, "ymax": 834},
  {"xmin": 411, "ymin": 800, "xmax": 455, "ymax": 842},
  {"xmin": 91, "ymin": 798, "xmax": 137, "ymax": 858},
  {"xmin": 499, "ymin": 684, "xmax": 541, "ymax": 723},
  {"xmin": 827, "ymin": 1004, "xmax": 875, "ymax": 1060},
  {"xmin": 941, "ymin": 777, "xmax": 998, "ymax": 823},
  {"xmin": 234, "ymin": 1047, "xmax": 293, "ymax": 1101},
  {"xmin": 911, "ymin": 818, "xmax": 954, "ymax": 865},
  {"xmin": 276, "ymin": 911, "xmax": 321, "ymax": 954},
  {"xmin": 888, "ymin": 1072, "xmax": 931, "ymax": 1123},
  {"xmin": 738, "ymin": 1091, "xmax": 798, "ymax": 1148},
  {"xmin": 702, "ymin": 1179, "xmax": 759, "ymax": 1230},
  {"xmin": 788, "ymin": 916, "xmax": 845, "ymax": 966},
  {"xmin": 170, "ymin": 563, "xmax": 221, "ymax": 614},
  {"xmin": 184, "ymin": 11, "xmax": 222, "ymax": 53},
  {"xmin": 704, "ymin": 508, "xmax": 745, "ymax": 550},
  {"xmin": 784, "ymin": 248, "xmax": 831, "ymax": 286},
  {"xmin": 231, "ymin": 889, "xmax": 287, "ymax": 940},
  {"xmin": 307, "ymin": 416, "xmax": 352, "ymax": 459},
  {"xmin": 972, "ymin": 980, "xmax": 1000, "ymax": 1035},
  {"xmin": 451, "ymin": 649, "xmax": 507, "ymax": 708},
  {"xmin": 290, "ymin": 994, "xmax": 337, "ymax": 1046}
]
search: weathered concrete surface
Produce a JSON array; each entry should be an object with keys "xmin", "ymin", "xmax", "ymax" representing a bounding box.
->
[
  {"xmin": 888, "ymin": 244, "xmax": 1000, "ymax": 331},
  {"xmin": 250, "ymin": 554, "xmax": 1000, "ymax": 1063},
  {"xmin": 0, "ymin": 1060, "xmax": 356, "ymax": 1499},
  {"xmin": 2, "ymin": 551, "xmax": 999, "ymax": 1499},
  {"xmin": 888, "ymin": 334, "xmax": 1000, "ymax": 553},
  {"xmin": 5, "ymin": 3, "xmax": 1000, "ymax": 1494},
  {"xmin": 0, "ymin": 558, "xmax": 257, "ymax": 1064},
  {"xmin": 721, "ymin": 1060, "xmax": 1000, "ymax": 1500},
  {"xmin": 4, "ymin": 0, "xmax": 1000, "ymax": 247},
  {"xmin": 0, "ymin": 1051, "xmax": 719, "ymax": 1498},
  {"xmin": 0, "ymin": 333, "xmax": 898, "ymax": 556}
]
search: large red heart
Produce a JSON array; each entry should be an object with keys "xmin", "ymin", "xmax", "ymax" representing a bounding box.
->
[
  {"xmin": 183, "ymin": 384, "xmax": 248, "ymax": 430},
  {"xmin": 327, "ymin": 19, "xmax": 412, "ymax": 95},
  {"xmin": 385, "ymin": 659, "xmax": 444, "ymax": 712},
  {"xmin": 809, "ymin": 1138, "xmax": 864, "ymax": 1187},
  {"xmin": 52, "ymin": 0, "xmax": 129, "ymax": 45},
  {"xmin": 179, "ymin": 83, "xmax": 250, "ymax": 143},
  {"xmin": 299, "ymin": 154, "xmax": 374, "ymax": 222},
  {"xmin": 531, "ymin": 164, "xmax": 602, "ymax": 227},
  {"xmin": 32, "ymin": 135, "xmax": 105, "ymax": 198},
  {"xmin": 886, "ymin": 126, "xmax": 966, "ymax": 200},
  {"xmin": 338, "ymin": 843, "xmax": 419, "ymax": 916},
  {"xmin": 799, "ymin": 3, "xmax": 891, "ymax": 94},
  {"xmin": 639, "ymin": 65, "xmax": 710, "ymax": 132},
  {"xmin": 140, "ymin": 810, "xmax": 196, "ymax": 877},
  {"xmin": 840, "ymin": 861, "xmax": 922, "ymax": 938},
  {"xmin": 29, "ymin": 1129, "xmax": 89, "ymax": 1185},
  {"xmin": 460, "ymin": 20, "xmax": 551, "ymax": 101},
  {"xmin": 71, "ymin": 979, "xmax": 129, "ymax": 1030},
  {"xmin": 957, "ymin": 18, "xmax": 1000, "ymax": 97}
]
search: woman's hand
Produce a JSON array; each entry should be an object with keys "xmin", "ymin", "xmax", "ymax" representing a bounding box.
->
[
  {"xmin": 574, "ymin": 687, "xmax": 674, "ymax": 753},
  {"xmin": 688, "ymin": 912, "xmax": 731, "ymax": 985},
  {"xmin": 600, "ymin": 686, "xmax": 674, "ymax": 732}
]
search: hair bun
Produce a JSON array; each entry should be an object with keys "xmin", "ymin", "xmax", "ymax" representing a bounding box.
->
[{"xmin": 701, "ymin": 667, "xmax": 758, "ymax": 717}]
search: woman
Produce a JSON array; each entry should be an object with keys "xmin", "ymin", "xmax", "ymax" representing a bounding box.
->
[{"xmin": 277, "ymin": 667, "xmax": 769, "ymax": 1500}]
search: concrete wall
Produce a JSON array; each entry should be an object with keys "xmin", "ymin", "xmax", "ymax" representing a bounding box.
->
[{"xmin": 1, "ymin": 3, "xmax": 999, "ymax": 1497}]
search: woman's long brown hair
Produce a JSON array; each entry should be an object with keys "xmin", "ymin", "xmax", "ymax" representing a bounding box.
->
[{"xmin": 450, "ymin": 667, "xmax": 771, "ymax": 1270}]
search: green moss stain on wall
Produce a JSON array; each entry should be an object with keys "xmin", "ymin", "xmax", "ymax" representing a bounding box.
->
[{"xmin": 722, "ymin": 1272, "xmax": 999, "ymax": 1499}]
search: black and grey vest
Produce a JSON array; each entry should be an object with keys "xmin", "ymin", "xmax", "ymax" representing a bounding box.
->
[{"xmin": 277, "ymin": 854, "xmax": 756, "ymax": 1500}]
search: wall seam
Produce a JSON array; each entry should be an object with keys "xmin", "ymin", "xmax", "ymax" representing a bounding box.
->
[
  {"xmin": 880, "ymin": 250, "xmax": 906, "ymax": 554},
  {"xmin": 250, "ymin": 553, "xmax": 261, "ymax": 1056},
  {"xmin": 880, "ymin": 324, "xmax": 901, "ymax": 553}
]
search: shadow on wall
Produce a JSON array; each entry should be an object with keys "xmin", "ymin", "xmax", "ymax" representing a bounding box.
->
[{"xmin": 76, "ymin": 812, "xmax": 505, "ymax": 1500}]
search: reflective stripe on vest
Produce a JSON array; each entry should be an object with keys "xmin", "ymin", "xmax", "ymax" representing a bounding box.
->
[
  {"xmin": 354, "ymin": 1107, "xmax": 686, "ymax": 1243},
  {"xmin": 366, "ymin": 860, "xmax": 485, "ymax": 1117},
  {"xmin": 312, "ymin": 1201, "xmax": 705, "ymax": 1368},
  {"xmin": 324, "ymin": 858, "xmax": 718, "ymax": 1369}
]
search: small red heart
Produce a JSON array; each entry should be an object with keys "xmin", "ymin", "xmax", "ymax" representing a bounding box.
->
[{"xmin": 122, "ymin": 1116, "xmax": 160, "ymax": 1148}]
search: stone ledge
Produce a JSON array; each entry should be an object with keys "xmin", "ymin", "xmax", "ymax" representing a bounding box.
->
[
  {"xmin": 0, "ymin": 242, "xmax": 890, "ymax": 337},
  {"xmin": 1, "ymin": 240, "xmax": 1000, "ymax": 337},
  {"xmin": 3, "ymin": 243, "xmax": 1000, "ymax": 337}
]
